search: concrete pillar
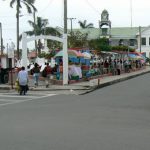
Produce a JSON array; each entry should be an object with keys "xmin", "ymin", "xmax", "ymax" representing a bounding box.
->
[{"xmin": 63, "ymin": 34, "xmax": 68, "ymax": 85}]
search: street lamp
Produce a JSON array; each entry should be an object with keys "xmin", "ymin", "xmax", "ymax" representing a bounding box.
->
[{"xmin": 67, "ymin": 18, "xmax": 76, "ymax": 35}]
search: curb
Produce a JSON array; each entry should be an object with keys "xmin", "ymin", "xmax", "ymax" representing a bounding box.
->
[
  {"xmin": 0, "ymin": 86, "xmax": 11, "ymax": 90},
  {"xmin": 29, "ymin": 87, "xmax": 90, "ymax": 91},
  {"xmin": 80, "ymin": 70, "xmax": 150, "ymax": 95}
]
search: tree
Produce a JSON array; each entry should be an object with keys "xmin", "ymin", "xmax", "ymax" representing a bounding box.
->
[
  {"xmin": 89, "ymin": 38, "xmax": 112, "ymax": 51},
  {"xmin": 45, "ymin": 27, "xmax": 62, "ymax": 51},
  {"xmin": 26, "ymin": 16, "xmax": 48, "ymax": 54},
  {"xmin": 68, "ymin": 31, "xmax": 88, "ymax": 48},
  {"xmin": 78, "ymin": 20, "xmax": 94, "ymax": 29},
  {"xmin": 26, "ymin": 16, "xmax": 61, "ymax": 54},
  {"xmin": 10, "ymin": 0, "xmax": 37, "ymax": 59}
]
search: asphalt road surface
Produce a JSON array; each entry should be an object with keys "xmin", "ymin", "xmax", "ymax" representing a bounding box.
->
[{"xmin": 0, "ymin": 73, "xmax": 150, "ymax": 150}]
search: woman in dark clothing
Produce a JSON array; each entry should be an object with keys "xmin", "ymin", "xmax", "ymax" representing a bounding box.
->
[{"xmin": 32, "ymin": 63, "xmax": 40, "ymax": 87}]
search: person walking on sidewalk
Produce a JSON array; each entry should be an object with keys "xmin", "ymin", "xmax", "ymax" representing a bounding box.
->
[
  {"xmin": 116, "ymin": 60, "xmax": 121, "ymax": 75},
  {"xmin": 32, "ymin": 63, "xmax": 40, "ymax": 87},
  {"xmin": 44, "ymin": 63, "xmax": 52, "ymax": 88},
  {"xmin": 18, "ymin": 66, "xmax": 28, "ymax": 95}
]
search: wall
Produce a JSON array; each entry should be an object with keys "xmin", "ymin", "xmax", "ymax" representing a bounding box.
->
[{"xmin": 137, "ymin": 27, "xmax": 150, "ymax": 57}]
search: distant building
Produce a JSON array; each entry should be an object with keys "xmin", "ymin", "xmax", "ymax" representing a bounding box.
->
[{"xmin": 73, "ymin": 10, "xmax": 150, "ymax": 57}]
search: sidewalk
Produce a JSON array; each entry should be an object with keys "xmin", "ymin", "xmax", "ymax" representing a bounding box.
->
[{"xmin": 0, "ymin": 66, "xmax": 150, "ymax": 93}]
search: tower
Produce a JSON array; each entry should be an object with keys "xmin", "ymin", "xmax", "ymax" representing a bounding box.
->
[{"xmin": 99, "ymin": 9, "xmax": 111, "ymax": 38}]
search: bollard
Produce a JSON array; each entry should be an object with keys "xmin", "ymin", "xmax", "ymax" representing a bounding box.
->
[{"xmin": 98, "ymin": 78, "xmax": 100, "ymax": 85}]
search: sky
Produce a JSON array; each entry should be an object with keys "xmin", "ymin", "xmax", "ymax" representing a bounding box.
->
[{"xmin": 0, "ymin": 0, "xmax": 150, "ymax": 50}]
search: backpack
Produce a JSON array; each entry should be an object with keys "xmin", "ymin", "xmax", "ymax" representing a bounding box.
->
[
  {"xmin": 42, "ymin": 68, "xmax": 47, "ymax": 77},
  {"xmin": 33, "ymin": 67, "xmax": 40, "ymax": 73}
]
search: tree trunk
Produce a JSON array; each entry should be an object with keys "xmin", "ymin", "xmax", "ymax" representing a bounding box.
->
[
  {"xmin": 37, "ymin": 39, "xmax": 42, "ymax": 55},
  {"xmin": 33, "ymin": 11, "xmax": 37, "ymax": 52},
  {"xmin": 16, "ymin": 0, "xmax": 20, "ymax": 59}
]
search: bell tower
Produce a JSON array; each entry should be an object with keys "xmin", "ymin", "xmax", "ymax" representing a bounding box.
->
[{"xmin": 99, "ymin": 9, "xmax": 111, "ymax": 38}]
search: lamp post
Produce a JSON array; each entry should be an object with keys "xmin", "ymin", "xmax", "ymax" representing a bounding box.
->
[{"xmin": 67, "ymin": 18, "xmax": 76, "ymax": 35}]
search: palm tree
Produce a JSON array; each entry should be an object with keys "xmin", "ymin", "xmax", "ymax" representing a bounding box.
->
[
  {"xmin": 10, "ymin": 0, "xmax": 37, "ymax": 59},
  {"xmin": 27, "ymin": 16, "xmax": 48, "ymax": 54},
  {"xmin": 78, "ymin": 20, "xmax": 94, "ymax": 29},
  {"xmin": 26, "ymin": 17, "xmax": 61, "ymax": 54}
]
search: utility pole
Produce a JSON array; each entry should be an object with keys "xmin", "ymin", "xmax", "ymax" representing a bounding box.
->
[
  {"xmin": 63, "ymin": 0, "xmax": 68, "ymax": 85},
  {"xmin": 0, "ymin": 22, "xmax": 3, "ymax": 55},
  {"xmin": 16, "ymin": 0, "xmax": 20, "ymax": 59},
  {"xmin": 64, "ymin": 0, "xmax": 67, "ymax": 34},
  {"xmin": 139, "ymin": 26, "xmax": 141, "ymax": 53},
  {"xmin": 67, "ymin": 18, "xmax": 76, "ymax": 34},
  {"xmin": 130, "ymin": 0, "xmax": 133, "ymax": 28}
]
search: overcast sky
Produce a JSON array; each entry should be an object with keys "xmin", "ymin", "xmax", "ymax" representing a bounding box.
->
[{"xmin": 0, "ymin": 0, "xmax": 150, "ymax": 49}]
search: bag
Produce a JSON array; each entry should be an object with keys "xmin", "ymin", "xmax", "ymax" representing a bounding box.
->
[
  {"xmin": 42, "ymin": 68, "xmax": 47, "ymax": 77},
  {"xmin": 26, "ymin": 85, "xmax": 29, "ymax": 91},
  {"xmin": 15, "ymin": 79, "xmax": 20, "ymax": 92}
]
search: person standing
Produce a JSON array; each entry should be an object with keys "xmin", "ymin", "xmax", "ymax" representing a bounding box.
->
[
  {"xmin": 18, "ymin": 66, "xmax": 28, "ymax": 95},
  {"xmin": 116, "ymin": 60, "xmax": 121, "ymax": 75},
  {"xmin": 44, "ymin": 63, "xmax": 52, "ymax": 88},
  {"xmin": 32, "ymin": 63, "xmax": 40, "ymax": 87}
]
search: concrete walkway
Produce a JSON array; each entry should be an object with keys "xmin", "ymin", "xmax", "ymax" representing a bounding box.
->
[{"xmin": 0, "ymin": 66, "xmax": 150, "ymax": 93}]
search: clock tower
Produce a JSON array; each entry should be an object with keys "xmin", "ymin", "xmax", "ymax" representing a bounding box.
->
[{"xmin": 99, "ymin": 9, "xmax": 111, "ymax": 38}]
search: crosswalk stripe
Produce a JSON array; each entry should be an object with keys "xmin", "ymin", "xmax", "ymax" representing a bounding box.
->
[
  {"xmin": 0, "ymin": 95, "xmax": 41, "ymax": 99},
  {"xmin": 0, "ymin": 99, "xmax": 19, "ymax": 102},
  {"xmin": 0, "ymin": 93, "xmax": 57, "ymax": 107}
]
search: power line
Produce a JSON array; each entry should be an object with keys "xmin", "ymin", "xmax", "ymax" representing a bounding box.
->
[
  {"xmin": 37, "ymin": 0, "xmax": 54, "ymax": 14},
  {"xmin": 85, "ymin": 0, "xmax": 101, "ymax": 15}
]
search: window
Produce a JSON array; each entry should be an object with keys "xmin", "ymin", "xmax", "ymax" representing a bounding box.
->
[
  {"xmin": 129, "ymin": 39, "xmax": 134, "ymax": 46},
  {"xmin": 141, "ymin": 38, "xmax": 146, "ymax": 45},
  {"xmin": 119, "ymin": 39, "xmax": 124, "ymax": 46}
]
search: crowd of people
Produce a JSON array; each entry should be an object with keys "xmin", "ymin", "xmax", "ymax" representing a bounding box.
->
[
  {"xmin": 85, "ymin": 58, "xmax": 145, "ymax": 78},
  {"xmin": 16, "ymin": 55, "xmax": 146, "ymax": 95}
]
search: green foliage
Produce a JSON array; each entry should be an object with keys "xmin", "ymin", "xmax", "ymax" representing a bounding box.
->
[
  {"xmin": 88, "ymin": 38, "xmax": 111, "ymax": 51},
  {"xmin": 78, "ymin": 20, "xmax": 94, "ymax": 29},
  {"xmin": 112, "ymin": 46, "xmax": 135, "ymax": 52},
  {"xmin": 10, "ymin": 0, "xmax": 37, "ymax": 13},
  {"xmin": 47, "ymin": 41, "xmax": 62, "ymax": 50},
  {"xmin": 25, "ymin": 16, "xmax": 62, "ymax": 54},
  {"xmin": 38, "ymin": 51, "xmax": 56, "ymax": 59},
  {"xmin": 68, "ymin": 31, "xmax": 88, "ymax": 48},
  {"xmin": 38, "ymin": 52, "xmax": 46, "ymax": 58},
  {"xmin": 88, "ymin": 38, "xmax": 135, "ymax": 52}
]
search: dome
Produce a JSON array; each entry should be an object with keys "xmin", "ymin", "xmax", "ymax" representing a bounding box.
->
[{"xmin": 102, "ymin": 9, "xmax": 108, "ymax": 14}]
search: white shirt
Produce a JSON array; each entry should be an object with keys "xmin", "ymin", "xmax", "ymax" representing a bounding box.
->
[{"xmin": 18, "ymin": 70, "xmax": 28, "ymax": 86}]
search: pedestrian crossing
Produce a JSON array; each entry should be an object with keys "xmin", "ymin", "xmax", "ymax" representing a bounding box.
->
[{"xmin": 0, "ymin": 92, "xmax": 56, "ymax": 107}]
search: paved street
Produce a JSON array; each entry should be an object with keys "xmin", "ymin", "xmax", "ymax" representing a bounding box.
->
[
  {"xmin": 0, "ymin": 73, "xmax": 150, "ymax": 150},
  {"xmin": 0, "ymin": 91, "xmax": 56, "ymax": 107}
]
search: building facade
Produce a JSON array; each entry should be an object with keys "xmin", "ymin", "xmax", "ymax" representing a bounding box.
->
[
  {"xmin": 99, "ymin": 9, "xmax": 150, "ymax": 57},
  {"xmin": 76, "ymin": 10, "xmax": 150, "ymax": 57}
]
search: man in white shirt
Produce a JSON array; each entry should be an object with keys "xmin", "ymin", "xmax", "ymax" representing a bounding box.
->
[{"xmin": 18, "ymin": 66, "xmax": 28, "ymax": 95}]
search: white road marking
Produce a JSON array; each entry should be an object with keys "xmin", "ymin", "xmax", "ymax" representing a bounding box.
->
[{"xmin": 0, "ymin": 93, "xmax": 56, "ymax": 107}]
